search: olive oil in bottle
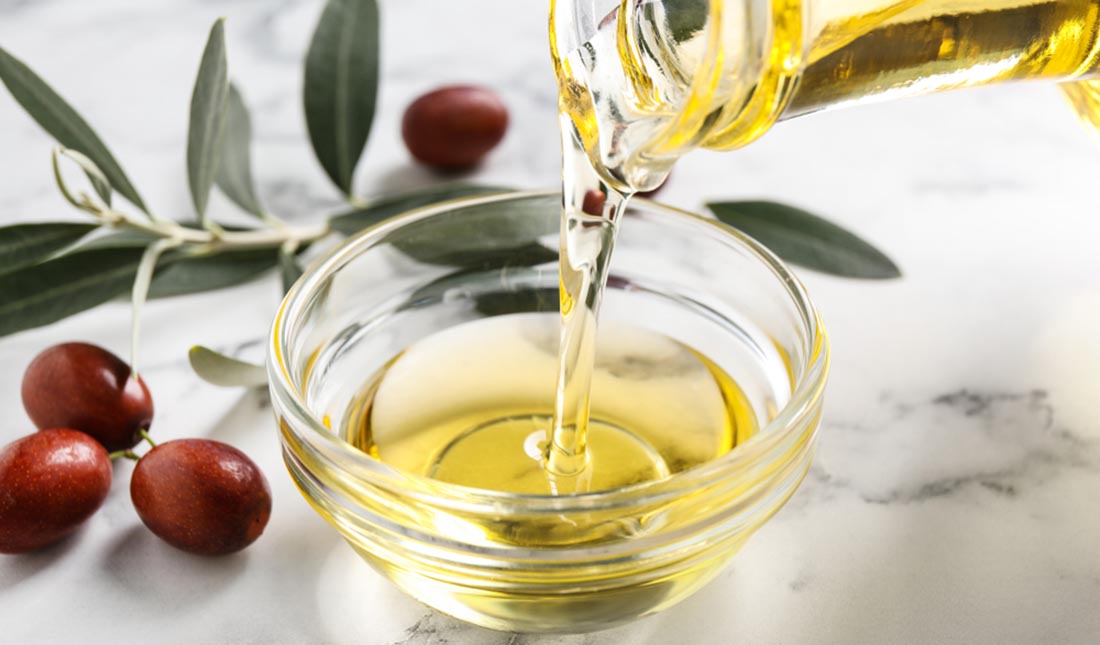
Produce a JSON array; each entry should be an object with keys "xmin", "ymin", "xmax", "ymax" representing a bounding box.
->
[{"xmin": 552, "ymin": 0, "xmax": 1100, "ymax": 190}]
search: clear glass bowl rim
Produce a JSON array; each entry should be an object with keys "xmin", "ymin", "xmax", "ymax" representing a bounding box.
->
[{"xmin": 268, "ymin": 190, "xmax": 828, "ymax": 512}]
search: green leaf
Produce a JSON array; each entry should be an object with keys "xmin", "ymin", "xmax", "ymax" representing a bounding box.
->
[
  {"xmin": 58, "ymin": 147, "xmax": 112, "ymax": 206},
  {"xmin": 188, "ymin": 345, "xmax": 268, "ymax": 387},
  {"xmin": 404, "ymin": 270, "xmax": 556, "ymax": 316},
  {"xmin": 216, "ymin": 83, "xmax": 265, "ymax": 218},
  {"xmin": 77, "ymin": 224, "xmax": 251, "ymax": 252},
  {"xmin": 0, "ymin": 240, "xmax": 280, "ymax": 337},
  {"xmin": 187, "ymin": 18, "xmax": 230, "ymax": 223},
  {"xmin": 149, "ymin": 248, "xmax": 279, "ymax": 298},
  {"xmin": 328, "ymin": 184, "xmax": 510, "ymax": 236},
  {"xmin": 73, "ymin": 229, "xmax": 159, "ymax": 251},
  {"xmin": 70, "ymin": 231, "xmax": 280, "ymax": 296},
  {"xmin": 662, "ymin": 0, "xmax": 710, "ymax": 42},
  {"xmin": 0, "ymin": 247, "xmax": 144, "ymax": 338},
  {"xmin": 0, "ymin": 46, "xmax": 148, "ymax": 213},
  {"xmin": 398, "ymin": 241, "xmax": 556, "ymax": 270},
  {"xmin": 73, "ymin": 226, "xmax": 281, "ymax": 296},
  {"xmin": 0, "ymin": 222, "xmax": 97, "ymax": 275},
  {"xmin": 390, "ymin": 193, "xmax": 557, "ymax": 267},
  {"xmin": 304, "ymin": 0, "xmax": 380, "ymax": 196},
  {"xmin": 707, "ymin": 201, "xmax": 902, "ymax": 279},
  {"xmin": 332, "ymin": 188, "xmax": 553, "ymax": 269},
  {"xmin": 279, "ymin": 247, "xmax": 304, "ymax": 293},
  {"xmin": 475, "ymin": 287, "xmax": 559, "ymax": 317}
]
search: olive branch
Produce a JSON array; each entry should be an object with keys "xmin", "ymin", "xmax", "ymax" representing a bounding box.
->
[{"xmin": 0, "ymin": 0, "xmax": 900, "ymax": 387}]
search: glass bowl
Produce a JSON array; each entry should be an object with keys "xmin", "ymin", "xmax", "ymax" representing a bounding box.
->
[{"xmin": 268, "ymin": 191, "xmax": 828, "ymax": 633}]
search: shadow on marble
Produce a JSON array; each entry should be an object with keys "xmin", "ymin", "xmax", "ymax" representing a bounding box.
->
[
  {"xmin": 361, "ymin": 163, "xmax": 481, "ymax": 197},
  {"xmin": 101, "ymin": 525, "xmax": 249, "ymax": 609},
  {"xmin": 0, "ymin": 526, "xmax": 86, "ymax": 590},
  {"xmin": 199, "ymin": 388, "xmax": 273, "ymax": 445},
  {"xmin": 244, "ymin": 508, "xmax": 357, "ymax": 641}
]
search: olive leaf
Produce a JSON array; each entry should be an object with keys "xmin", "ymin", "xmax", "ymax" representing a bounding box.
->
[
  {"xmin": 0, "ymin": 45, "xmax": 148, "ymax": 213},
  {"xmin": 404, "ymin": 269, "xmax": 557, "ymax": 317},
  {"xmin": 304, "ymin": 0, "xmax": 380, "ymax": 196},
  {"xmin": 58, "ymin": 147, "xmax": 112, "ymax": 206},
  {"xmin": 0, "ymin": 239, "xmax": 283, "ymax": 338},
  {"xmin": 328, "ymin": 183, "xmax": 510, "ymax": 236},
  {"xmin": 707, "ymin": 201, "xmax": 902, "ymax": 279},
  {"xmin": 149, "ymin": 248, "xmax": 280, "ymax": 298},
  {"xmin": 475, "ymin": 287, "xmax": 560, "ymax": 317},
  {"xmin": 73, "ymin": 228, "xmax": 160, "ymax": 251},
  {"xmin": 390, "ymin": 193, "xmax": 557, "ymax": 266},
  {"xmin": 187, "ymin": 18, "xmax": 230, "ymax": 224},
  {"xmin": 332, "ymin": 188, "xmax": 554, "ymax": 268},
  {"xmin": 188, "ymin": 345, "xmax": 268, "ymax": 387},
  {"xmin": 0, "ymin": 222, "xmax": 97, "ymax": 275},
  {"xmin": 0, "ymin": 247, "xmax": 145, "ymax": 337},
  {"xmin": 216, "ymin": 83, "xmax": 266, "ymax": 218},
  {"xmin": 69, "ymin": 227, "xmax": 282, "ymax": 298},
  {"xmin": 654, "ymin": 0, "xmax": 710, "ymax": 42}
]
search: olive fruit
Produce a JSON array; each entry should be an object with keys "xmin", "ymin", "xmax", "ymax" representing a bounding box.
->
[
  {"xmin": 0, "ymin": 429, "xmax": 112, "ymax": 554},
  {"xmin": 131, "ymin": 439, "xmax": 271, "ymax": 556},
  {"xmin": 22, "ymin": 342, "xmax": 154, "ymax": 452},
  {"xmin": 582, "ymin": 189, "xmax": 607, "ymax": 216},
  {"xmin": 402, "ymin": 85, "xmax": 509, "ymax": 170}
]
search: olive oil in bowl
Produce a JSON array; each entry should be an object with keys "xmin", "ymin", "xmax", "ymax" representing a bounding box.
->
[{"xmin": 343, "ymin": 313, "xmax": 757, "ymax": 501}]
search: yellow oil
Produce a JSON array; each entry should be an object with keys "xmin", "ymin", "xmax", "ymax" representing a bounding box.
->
[
  {"xmin": 552, "ymin": 0, "xmax": 1100, "ymax": 190},
  {"xmin": 299, "ymin": 308, "xmax": 791, "ymax": 631},
  {"xmin": 343, "ymin": 313, "xmax": 757, "ymax": 499}
]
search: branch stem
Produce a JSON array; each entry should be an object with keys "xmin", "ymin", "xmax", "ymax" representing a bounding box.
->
[
  {"xmin": 51, "ymin": 146, "xmax": 331, "ymax": 251},
  {"xmin": 102, "ymin": 207, "xmax": 330, "ymax": 248},
  {"xmin": 108, "ymin": 450, "xmax": 140, "ymax": 462}
]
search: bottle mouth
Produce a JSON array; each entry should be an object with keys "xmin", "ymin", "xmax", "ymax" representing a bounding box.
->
[
  {"xmin": 552, "ymin": 0, "xmax": 804, "ymax": 187},
  {"xmin": 268, "ymin": 190, "xmax": 828, "ymax": 515}
]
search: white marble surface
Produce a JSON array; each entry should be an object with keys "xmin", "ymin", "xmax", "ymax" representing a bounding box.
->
[{"xmin": 2, "ymin": 1, "xmax": 1100, "ymax": 643}]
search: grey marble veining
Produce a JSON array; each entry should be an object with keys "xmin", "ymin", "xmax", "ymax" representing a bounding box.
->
[{"xmin": 2, "ymin": 1, "xmax": 1100, "ymax": 643}]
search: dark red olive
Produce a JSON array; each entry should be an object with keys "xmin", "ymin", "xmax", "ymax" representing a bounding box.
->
[
  {"xmin": 0, "ymin": 429, "xmax": 112, "ymax": 554},
  {"xmin": 22, "ymin": 342, "xmax": 154, "ymax": 452},
  {"xmin": 582, "ymin": 189, "xmax": 607, "ymax": 216},
  {"xmin": 402, "ymin": 85, "xmax": 509, "ymax": 170},
  {"xmin": 130, "ymin": 439, "xmax": 271, "ymax": 556}
]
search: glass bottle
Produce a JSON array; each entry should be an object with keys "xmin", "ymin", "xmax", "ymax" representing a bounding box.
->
[{"xmin": 551, "ymin": 0, "xmax": 1100, "ymax": 190}]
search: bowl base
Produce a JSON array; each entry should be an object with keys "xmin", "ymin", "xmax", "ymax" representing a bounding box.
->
[{"xmin": 354, "ymin": 544, "xmax": 741, "ymax": 633}]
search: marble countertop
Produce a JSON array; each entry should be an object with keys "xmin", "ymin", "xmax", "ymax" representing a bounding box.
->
[{"xmin": 2, "ymin": 1, "xmax": 1099, "ymax": 643}]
